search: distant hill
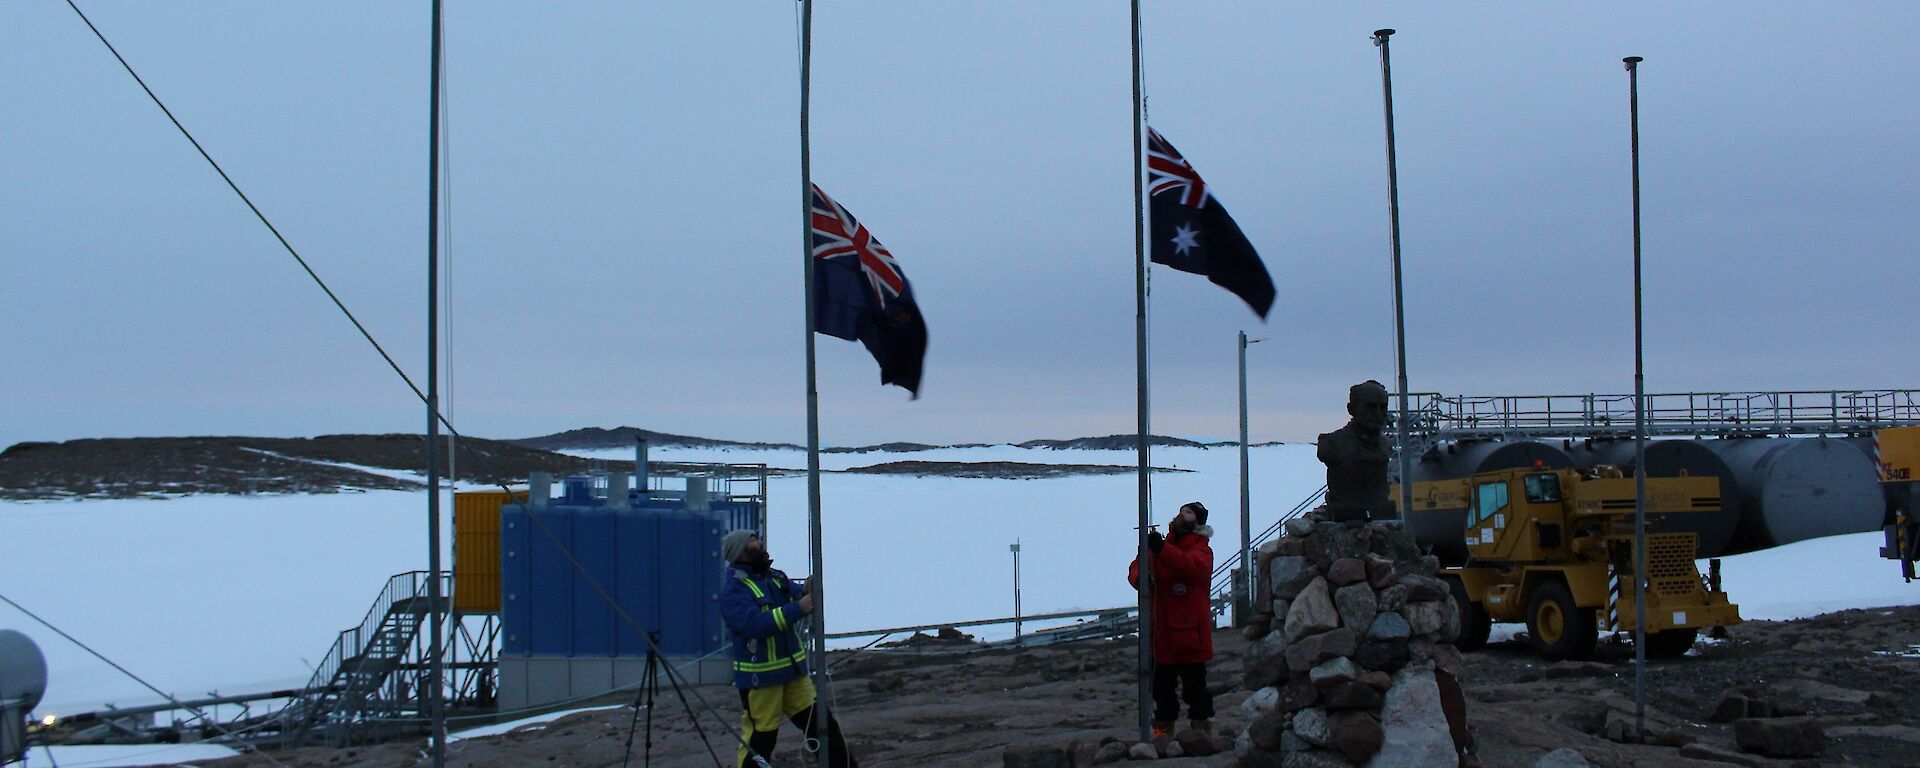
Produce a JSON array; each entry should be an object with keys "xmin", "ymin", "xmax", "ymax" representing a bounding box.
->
[
  {"xmin": 842, "ymin": 460, "xmax": 1191, "ymax": 479},
  {"xmin": 0, "ymin": 430, "xmax": 1291, "ymax": 500},
  {"xmin": 0, "ymin": 435, "xmax": 726, "ymax": 501},
  {"xmin": 507, "ymin": 426, "xmax": 802, "ymax": 452},
  {"xmin": 513, "ymin": 426, "xmax": 1285, "ymax": 453},
  {"xmin": 823, "ymin": 441, "xmax": 995, "ymax": 454},
  {"xmin": 1017, "ymin": 434, "xmax": 1225, "ymax": 450}
]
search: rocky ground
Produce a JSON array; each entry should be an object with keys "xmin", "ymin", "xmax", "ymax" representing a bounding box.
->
[{"xmin": 187, "ymin": 604, "xmax": 1920, "ymax": 768}]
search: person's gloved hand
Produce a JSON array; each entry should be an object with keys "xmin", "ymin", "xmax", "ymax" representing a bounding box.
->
[{"xmin": 1147, "ymin": 530, "xmax": 1165, "ymax": 553}]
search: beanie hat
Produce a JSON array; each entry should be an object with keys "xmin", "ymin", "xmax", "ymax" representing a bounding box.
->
[
  {"xmin": 721, "ymin": 529, "xmax": 755, "ymax": 563},
  {"xmin": 1183, "ymin": 502, "xmax": 1209, "ymax": 526}
]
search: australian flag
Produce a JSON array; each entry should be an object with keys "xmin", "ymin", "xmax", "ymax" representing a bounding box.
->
[
  {"xmin": 811, "ymin": 184, "xmax": 928, "ymax": 396},
  {"xmin": 1147, "ymin": 128, "xmax": 1276, "ymax": 319}
]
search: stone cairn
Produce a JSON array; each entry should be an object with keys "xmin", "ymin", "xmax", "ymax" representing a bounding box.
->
[{"xmin": 1236, "ymin": 515, "xmax": 1469, "ymax": 768}]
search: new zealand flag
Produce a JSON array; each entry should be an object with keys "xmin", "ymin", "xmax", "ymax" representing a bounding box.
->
[
  {"xmin": 811, "ymin": 184, "xmax": 928, "ymax": 396},
  {"xmin": 1147, "ymin": 128, "xmax": 1276, "ymax": 319}
]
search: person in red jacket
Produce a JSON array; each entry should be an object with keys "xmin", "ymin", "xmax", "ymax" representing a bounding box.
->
[{"xmin": 1129, "ymin": 501, "xmax": 1216, "ymax": 736}]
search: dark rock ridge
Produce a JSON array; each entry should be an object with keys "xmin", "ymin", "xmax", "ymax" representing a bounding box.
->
[
  {"xmin": 510, "ymin": 426, "xmax": 1285, "ymax": 453},
  {"xmin": 1017, "ymin": 434, "xmax": 1228, "ymax": 450},
  {"xmin": 507, "ymin": 426, "xmax": 803, "ymax": 451},
  {"xmin": 0, "ymin": 435, "xmax": 602, "ymax": 500},
  {"xmin": 824, "ymin": 441, "xmax": 995, "ymax": 454},
  {"xmin": 0, "ymin": 436, "xmax": 1208, "ymax": 500},
  {"xmin": 841, "ymin": 461, "xmax": 1192, "ymax": 479}
]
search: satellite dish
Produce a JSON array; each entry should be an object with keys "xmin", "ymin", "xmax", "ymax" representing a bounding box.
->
[
  {"xmin": 0, "ymin": 631, "xmax": 47, "ymax": 710},
  {"xmin": 1, "ymin": 629, "xmax": 47, "ymax": 766}
]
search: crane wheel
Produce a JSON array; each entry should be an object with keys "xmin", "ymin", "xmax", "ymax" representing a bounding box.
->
[
  {"xmin": 1526, "ymin": 580, "xmax": 1596, "ymax": 661},
  {"xmin": 1644, "ymin": 627, "xmax": 1699, "ymax": 659},
  {"xmin": 1445, "ymin": 576, "xmax": 1491, "ymax": 651}
]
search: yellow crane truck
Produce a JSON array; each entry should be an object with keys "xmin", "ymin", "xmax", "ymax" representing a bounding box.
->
[
  {"xmin": 1875, "ymin": 425, "xmax": 1920, "ymax": 581},
  {"xmin": 1407, "ymin": 466, "xmax": 1742, "ymax": 661}
]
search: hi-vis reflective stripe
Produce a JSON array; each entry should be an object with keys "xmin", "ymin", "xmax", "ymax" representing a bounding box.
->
[
  {"xmin": 733, "ymin": 649, "xmax": 808, "ymax": 673},
  {"xmin": 742, "ymin": 579, "xmax": 767, "ymax": 599},
  {"xmin": 772, "ymin": 606, "xmax": 790, "ymax": 631}
]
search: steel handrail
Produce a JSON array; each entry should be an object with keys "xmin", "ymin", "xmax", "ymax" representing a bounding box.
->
[
  {"xmin": 1209, "ymin": 485, "xmax": 1326, "ymax": 599},
  {"xmin": 283, "ymin": 570, "xmax": 444, "ymax": 731}
]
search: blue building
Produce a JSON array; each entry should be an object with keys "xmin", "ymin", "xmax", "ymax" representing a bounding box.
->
[{"xmin": 497, "ymin": 458, "xmax": 765, "ymax": 711}]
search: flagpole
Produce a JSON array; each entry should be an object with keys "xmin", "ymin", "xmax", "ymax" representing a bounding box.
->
[
  {"xmin": 424, "ymin": 1, "xmax": 447, "ymax": 765},
  {"xmin": 799, "ymin": 2, "xmax": 830, "ymax": 767},
  {"xmin": 1372, "ymin": 28, "xmax": 1414, "ymax": 522},
  {"xmin": 1624, "ymin": 53, "xmax": 1648, "ymax": 743},
  {"xmin": 1129, "ymin": 0, "xmax": 1154, "ymax": 744},
  {"xmin": 1238, "ymin": 332, "xmax": 1258, "ymax": 624}
]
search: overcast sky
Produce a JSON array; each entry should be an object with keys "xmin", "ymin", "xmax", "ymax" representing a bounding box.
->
[{"xmin": 4, "ymin": 2, "xmax": 1916, "ymax": 449}]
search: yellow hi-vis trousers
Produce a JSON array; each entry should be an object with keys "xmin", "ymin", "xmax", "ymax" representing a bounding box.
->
[{"xmin": 737, "ymin": 676, "xmax": 816, "ymax": 767}]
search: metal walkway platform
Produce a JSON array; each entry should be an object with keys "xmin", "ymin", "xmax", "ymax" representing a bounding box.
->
[{"xmin": 1404, "ymin": 389, "xmax": 1920, "ymax": 442}]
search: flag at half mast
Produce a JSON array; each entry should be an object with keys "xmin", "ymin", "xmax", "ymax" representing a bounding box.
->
[
  {"xmin": 811, "ymin": 184, "xmax": 928, "ymax": 396},
  {"xmin": 1147, "ymin": 128, "xmax": 1276, "ymax": 319}
]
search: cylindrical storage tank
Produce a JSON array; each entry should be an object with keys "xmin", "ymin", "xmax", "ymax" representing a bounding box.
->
[
  {"xmin": 1561, "ymin": 438, "xmax": 1743, "ymax": 558},
  {"xmin": 1701, "ymin": 437, "xmax": 1884, "ymax": 553},
  {"xmin": 1407, "ymin": 440, "xmax": 1574, "ymax": 564},
  {"xmin": 1837, "ymin": 436, "xmax": 1900, "ymax": 526}
]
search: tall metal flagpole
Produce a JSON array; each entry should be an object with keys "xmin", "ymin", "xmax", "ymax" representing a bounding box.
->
[
  {"xmin": 424, "ymin": 0, "xmax": 447, "ymax": 765},
  {"xmin": 1372, "ymin": 29, "xmax": 1414, "ymax": 522},
  {"xmin": 799, "ymin": 2, "xmax": 831, "ymax": 767},
  {"xmin": 1129, "ymin": 0, "xmax": 1155, "ymax": 744},
  {"xmin": 1624, "ymin": 54, "xmax": 1649, "ymax": 742},
  {"xmin": 1238, "ymin": 332, "xmax": 1257, "ymax": 622}
]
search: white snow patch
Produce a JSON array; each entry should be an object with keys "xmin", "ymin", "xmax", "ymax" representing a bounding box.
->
[
  {"xmin": 237, "ymin": 447, "xmax": 428, "ymax": 487},
  {"xmin": 449, "ymin": 703, "xmax": 623, "ymax": 741},
  {"xmin": 1713, "ymin": 531, "xmax": 1915, "ymax": 620},
  {"xmin": 1873, "ymin": 645, "xmax": 1920, "ymax": 660}
]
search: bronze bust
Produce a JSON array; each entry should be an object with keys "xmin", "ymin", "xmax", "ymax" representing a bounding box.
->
[{"xmin": 1317, "ymin": 380, "xmax": 1392, "ymax": 522}]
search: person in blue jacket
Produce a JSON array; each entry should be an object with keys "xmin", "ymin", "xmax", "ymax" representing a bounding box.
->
[{"xmin": 719, "ymin": 529, "xmax": 858, "ymax": 768}]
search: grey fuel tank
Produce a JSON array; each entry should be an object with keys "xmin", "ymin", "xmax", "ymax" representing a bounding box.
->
[
  {"xmin": 1406, "ymin": 440, "xmax": 1574, "ymax": 564},
  {"xmin": 1698, "ymin": 437, "xmax": 1884, "ymax": 553},
  {"xmin": 1562, "ymin": 438, "xmax": 1742, "ymax": 558}
]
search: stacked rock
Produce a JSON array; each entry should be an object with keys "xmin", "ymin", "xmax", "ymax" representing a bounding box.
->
[{"xmin": 1237, "ymin": 515, "xmax": 1468, "ymax": 768}]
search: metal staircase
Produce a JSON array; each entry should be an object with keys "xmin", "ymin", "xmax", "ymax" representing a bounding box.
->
[{"xmin": 277, "ymin": 571, "xmax": 450, "ymax": 746}]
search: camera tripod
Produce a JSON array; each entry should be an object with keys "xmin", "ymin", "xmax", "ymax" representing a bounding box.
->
[{"xmin": 621, "ymin": 633, "xmax": 726, "ymax": 768}]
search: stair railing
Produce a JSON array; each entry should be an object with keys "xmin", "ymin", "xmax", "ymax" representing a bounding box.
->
[
  {"xmin": 280, "ymin": 570, "xmax": 442, "ymax": 735},
  {"xmin": 1209, "ymin": 485, "xmax": 1327, "ymax": 600}
]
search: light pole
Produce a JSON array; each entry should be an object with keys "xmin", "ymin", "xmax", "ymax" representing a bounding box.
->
[
  {"xmin": 1624, "ymin": 53, "xmax": 1649, "ymax": 742},
  {"xmin": 1238, "ymin": 331, "xmax": 1264, "ymax": 625},
  {"xmin": 1011, "ymin": 540, "xmax": 1023, "ymax": 643},
  {"xmin": 1372, "ymin": 28, "xmax": 1415, "ymax": 522}
]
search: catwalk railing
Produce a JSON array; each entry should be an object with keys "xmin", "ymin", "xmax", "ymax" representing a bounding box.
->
[{"xmin": 1402, "ymin": 389, "xmax": 1920, "ymax": 440}]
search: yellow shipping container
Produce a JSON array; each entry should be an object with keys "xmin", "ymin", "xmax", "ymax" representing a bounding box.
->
[{"xmin": 453, "ymin": 488, "xmax": 524, "ymax": 613}]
